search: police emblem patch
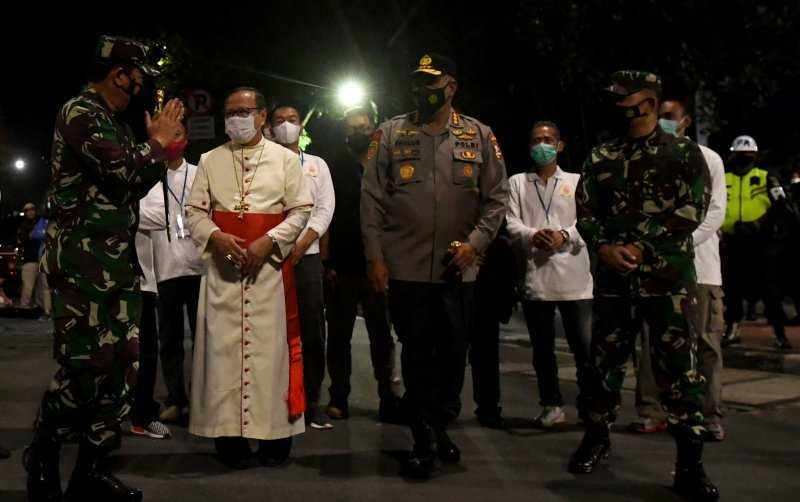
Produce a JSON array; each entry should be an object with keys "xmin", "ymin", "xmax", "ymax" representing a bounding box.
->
[{"xmin": 399, "ymin": 164, "xmax": 415, "ymax": 180}]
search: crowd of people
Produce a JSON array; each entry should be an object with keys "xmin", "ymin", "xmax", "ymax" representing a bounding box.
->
[{"xmin": 13, "ymin": 34, "xmax": 800, "ymax": 502}]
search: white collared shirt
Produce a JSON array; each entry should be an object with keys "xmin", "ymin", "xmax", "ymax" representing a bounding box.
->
[
  {"xmin": 139, "ymin": 160, "xmax": 206, "ymax": 283},
  {"xmin": 693, "ymin": 145, "xmax": 726, "ymax": 286},
  {"xmin": 297, "ymin": 152, "xmax": 335, "ymax": 256},
  {"xmin": 135, "ymin": 230, "xmax": 157, "ymax": 293},
  {"xmin": 506, "ymin": 166, "xmax": 593, "ymax": 301}
]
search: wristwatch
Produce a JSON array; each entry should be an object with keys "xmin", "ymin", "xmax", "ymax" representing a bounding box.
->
[{"xmin": 559, "ymin": 229, "xmax": 570, "ymax": 243}]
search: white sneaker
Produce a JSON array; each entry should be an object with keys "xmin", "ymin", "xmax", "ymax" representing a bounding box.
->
[
  {"xmin": 534, "ymin": 406, "xmax": 567, "ymax": 429},
  {"xmin": 131, "ymin": 420, "xmax": 172, "ymax": 439}
]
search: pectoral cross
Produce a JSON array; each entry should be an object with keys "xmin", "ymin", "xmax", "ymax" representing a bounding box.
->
[{"xmin": 234, "ymin": 195, "xmax": 250, "ymax": 220}]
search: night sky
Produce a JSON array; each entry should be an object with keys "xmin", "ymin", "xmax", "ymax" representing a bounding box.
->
[{"xmin": 0, "ymin": 1, "xmax": 798, "ymax": 240}]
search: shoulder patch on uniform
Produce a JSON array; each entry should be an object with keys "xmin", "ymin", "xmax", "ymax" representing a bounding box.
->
[
  {"xmin": 366, "ymin": 130, "xmax": 382, "ymax": 160},
  {"xmin": 489, "ymin": 133, "xmax": 503, "ymax": 160}
]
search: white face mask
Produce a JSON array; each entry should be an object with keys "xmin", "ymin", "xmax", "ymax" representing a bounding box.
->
[
  {"xmin": 272, "ymin": 121, "xmax": 302, "ymax": 145},
  {"xmin": 225, "ymin": 114, "xmax": 260, "ymax": 145}
]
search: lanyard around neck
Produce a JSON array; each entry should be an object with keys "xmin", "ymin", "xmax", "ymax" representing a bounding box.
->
[{"xmin": 533, "ymin": 177, "xmax": 559, "ymax": 223}]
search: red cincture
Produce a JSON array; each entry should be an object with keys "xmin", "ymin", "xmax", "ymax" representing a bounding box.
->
[{"xmin": 212, "ymin": 211, "xmax": 306, "ymax": 422}]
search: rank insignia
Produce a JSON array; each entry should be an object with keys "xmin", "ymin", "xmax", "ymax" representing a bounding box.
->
[
  {"xmin": 460, "ymin": 150, "xmax": 477, "ymax": 161},
  {"xmin": 399, "ymin": 164, "xmax": 415, "ymax": 180},
  {"xmin": 489, "ymin": 133, "xmax": 503, "ymax": 160},
  {"xmin": 366, "ymin": 130, "xmax": 382, "ymax": 160}
]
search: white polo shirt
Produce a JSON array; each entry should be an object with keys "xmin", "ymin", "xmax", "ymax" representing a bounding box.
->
[
  {"xmin": 506, "ymin": 166, "xmax": 593, "ymax": 301},
  {"xmin": 297, "ymin": 151, "xmax": 335, "ymax": 256},
  {"xmin": 692, "ymin": 144, "xmax": 726, "ymax": 286}
]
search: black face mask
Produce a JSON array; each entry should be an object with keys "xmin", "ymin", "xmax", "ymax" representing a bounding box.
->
[
  {"xmin": 610, "ymin": 97, "xmax": 653, "ymax": 132},
  {"xmin": 346, "ymin": 132, "xmax": 372, "ymax": 154},
  {"xmin": 729, "ymin": 155, "xmax": 755, "ymax": 174},
  {"xmin": 413, "ymin": 85, "xmax": 447, "ymax": 119}
]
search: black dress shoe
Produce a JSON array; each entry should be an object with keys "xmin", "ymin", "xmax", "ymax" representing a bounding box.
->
[
  {"xmin": 214, "ymin": 437, "xmax": 252, "ymax": 470},
  {"xmin": 774, "ymin": 337, "xmax": 794, "ymax": 350},
  {"xmin": 404, "ymin": 422, "xmax": 438, "ymax": 479},
  {"xmin": 674, "ymin": 463, "xmax": 720, "ymax": 501},
  {"xmin": 257, "ymin": 437, "xmax": 292, "ymax": 467},
  {"xmin": 477, "ymin": 413, "xmax": 507, "ymax": 430},
  {"xmin": 64, "ymin": 444, "xmax": 141, "ymax": 502},
  {"xmin": 23, "ymin": 438, "xmax": 62, "ymax": 502},
  {"xmin": 435, "ymin": 430, "xmax": 461, "ymax": 464},
  {"xmin": 568, "ymin": 429, "xmax": 610, "ymax": 474}
]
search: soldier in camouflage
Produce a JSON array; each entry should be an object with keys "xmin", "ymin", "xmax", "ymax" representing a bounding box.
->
[
  {"xmin": 568, "ymin": 71, "xmax": 719, "ymax": 501},
  {"xmin": 24, "ymin": 36, "xmax": 184, "ymax": 502}
]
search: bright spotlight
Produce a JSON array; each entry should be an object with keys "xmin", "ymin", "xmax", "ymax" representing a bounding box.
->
[
  {"xmin": 337, "ymin": 81, "xmax": 366, "ymax": 108},
  {"xmin": 14, "ymin": 159, "xmax": 26, "ymax": 170}
]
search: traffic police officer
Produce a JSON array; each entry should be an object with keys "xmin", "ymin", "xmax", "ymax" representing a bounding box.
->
[
  {"xmin": 361, "ymin": 53, "xmax": 508, "ymax": 478},
  {"xmin": 720, "ymin": 135, "xmax": 791, "ymax": 349},
  {"xmin": 25, "ymin": 36, "xmax": 184, "ymax": 502},
  {"xmin": 571, "ymin": 71, "xmax": 719, "ymax": 501}
]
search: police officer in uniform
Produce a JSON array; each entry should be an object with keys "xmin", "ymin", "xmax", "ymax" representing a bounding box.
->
[
  {"xmin": 24, "ymin": 36, "xmax": 184, "ymax": 502},
  {"xmin": 571, "ymin": 71, "xmax": 719, "ymax": 501},
  {"xmin": 361, "ymin": 53, "xmax": 508, "ymax": 478},
  {"xmin": 720, "ymin": 135, "xmax": 792, "ymax": 349}
]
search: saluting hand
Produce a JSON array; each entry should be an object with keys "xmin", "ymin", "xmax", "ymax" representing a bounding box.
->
[{"xmin": 146, "ymin": 98, "xmax": 185, "ymax": 148}]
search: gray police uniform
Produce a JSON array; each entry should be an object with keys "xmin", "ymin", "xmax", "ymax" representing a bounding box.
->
[{"xmin": 361, "ymin": 109, "xmax": 508, "ymax": 426}]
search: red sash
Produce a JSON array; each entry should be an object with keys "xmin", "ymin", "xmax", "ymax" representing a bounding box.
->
[{"xmin": 212, "ymin": 211, "xmax": 306, "ymax": 422}]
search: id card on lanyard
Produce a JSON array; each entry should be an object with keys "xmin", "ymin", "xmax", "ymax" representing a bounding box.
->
[{"xmin": 167, "ymin": 167, "xmax": 190, "ymax": 240}]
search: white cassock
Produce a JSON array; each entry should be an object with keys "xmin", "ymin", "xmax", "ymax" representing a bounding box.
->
[{"xmin": 185, "ymin": 136, "xmax": 312, "ymax": 440}]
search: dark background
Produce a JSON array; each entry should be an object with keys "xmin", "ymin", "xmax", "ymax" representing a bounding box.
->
[{"xmin": 0, "ymin": 0, "xmax": 798, "ymax": 242}]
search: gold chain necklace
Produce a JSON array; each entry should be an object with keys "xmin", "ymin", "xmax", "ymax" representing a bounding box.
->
[{"xmin": 231, "ymin": 141, "xmax": 266, "ymax": 219}]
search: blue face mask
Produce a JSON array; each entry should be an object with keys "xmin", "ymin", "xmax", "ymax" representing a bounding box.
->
[
  {"xmin": 530, "ymin": 143, "xmax": 558, "ymax": 167},
  {"xmin": 659, "ymin": 118, "xmax": 680, "ymax": 137}
]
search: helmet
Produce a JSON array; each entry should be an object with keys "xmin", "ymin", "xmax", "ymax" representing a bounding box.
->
[{"xmin": 730, "ymin": 135, "xmax": 758, "ymax": 152}]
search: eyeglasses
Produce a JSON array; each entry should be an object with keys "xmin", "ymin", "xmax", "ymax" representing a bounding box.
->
[{"xmin": 224, "ymin": 107, "xmax": 262, "ymax": 119}]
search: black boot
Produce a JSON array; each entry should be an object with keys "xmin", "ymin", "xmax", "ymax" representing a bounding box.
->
[
  {"xmin": 404, "ymin": 421, "xmax": 438, "ymax": 479},
  {"xmin": 257, "ymin": 437, "xmax": 292, "ymax": 467},
  {"xmin": 435, "ymin": 429, "xmax": 461, "ymax": 464},
  {"xmin": 64, "ymin": 443, "xmax": 142, "ymax": 502},
  {"xmin": 23, "ymin": 428, "xmax": 62, "ymax": 502},
  {"xmin": 215, "ymin": 437, "xmax": 252, "ymax": 470},
  {"xmin": 673, "ymin": 433, "xmax": 720, "ymax": 501},
  {"xmin": 568, "ymin": 424, "xmax": 610, "ymax": 474}
]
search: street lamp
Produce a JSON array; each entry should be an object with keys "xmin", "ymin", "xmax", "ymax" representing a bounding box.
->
[
  {"xmin": 336, "ymin": 80, "xmax": 366, "ymax": 108},
  {"xmin": 14, "ymin": 159, "xmax": 25, "ymax": 171}
]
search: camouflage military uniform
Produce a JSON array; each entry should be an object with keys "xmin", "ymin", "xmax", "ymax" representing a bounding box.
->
[
  {"xmin": 576, "ymin": 124, "xmax": 711, "ymax": 436},
  {"xmin": 37, "ymin": 87, "xmax": 166, "ymax": 449}
]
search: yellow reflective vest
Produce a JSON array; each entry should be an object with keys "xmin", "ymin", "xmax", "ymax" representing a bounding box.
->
[{"xmin": 722, "ymin": 167, "xmax": 771, "ymax": 234}]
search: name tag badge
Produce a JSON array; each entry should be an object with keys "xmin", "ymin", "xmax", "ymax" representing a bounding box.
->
[{"xmin": 175, "ymin": 214, "xmax": 190, "ymax": 240}]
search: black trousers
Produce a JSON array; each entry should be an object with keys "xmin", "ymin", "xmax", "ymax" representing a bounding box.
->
[
  {"xmin": 131, "ymin": 291, "xmax": 159, "ymax": 426},
  {"xmin": 295, "ymin": 254, "xmax": 326, "ymax": 407},
  {"xmin": 326, "ymin": 271, "xmax": 396, "ymax": 405},
  {"xmin": 469, "ymin": 300, "xmax": 501, "ymax": 418},
  {"xmin": 388, "ymin": 280, "xmax": 473, "ymax": 430},
  {"xmin": 522, "ymin": 299, "xmax": 592, "ymax": 410},
  {"xmin": 722, "ymin": 236, "xmax": 786, "ymax": 335},
  {"xmin": 157, "ymin": 275, "xmax": 200, "ymax": 408}
]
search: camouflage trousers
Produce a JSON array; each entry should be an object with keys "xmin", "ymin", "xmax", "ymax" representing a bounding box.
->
[
  {"xmin": 584, "ymin": 293, "xmax": 706, "ymax": 437},
  {"xmin": 36, "ymin": 274, "xmax": 141, "ymax": 450}
]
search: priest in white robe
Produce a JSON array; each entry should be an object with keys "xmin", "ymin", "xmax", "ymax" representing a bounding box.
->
[{"xmin": 185, "ymin": 87, "xmax": 312, "ymax": 468}]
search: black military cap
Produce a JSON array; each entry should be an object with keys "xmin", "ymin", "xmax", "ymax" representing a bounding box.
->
[
  {"xmin": 411, "ymin": 53, "xmax": 458, "ymax": 79},
  {"xmin": 95, "ymin": 35, "xmax": 161, "ymax": 77},
  {"xmin": 606, "ymin": 70, "xmax": 662, "ymax": 97}
]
